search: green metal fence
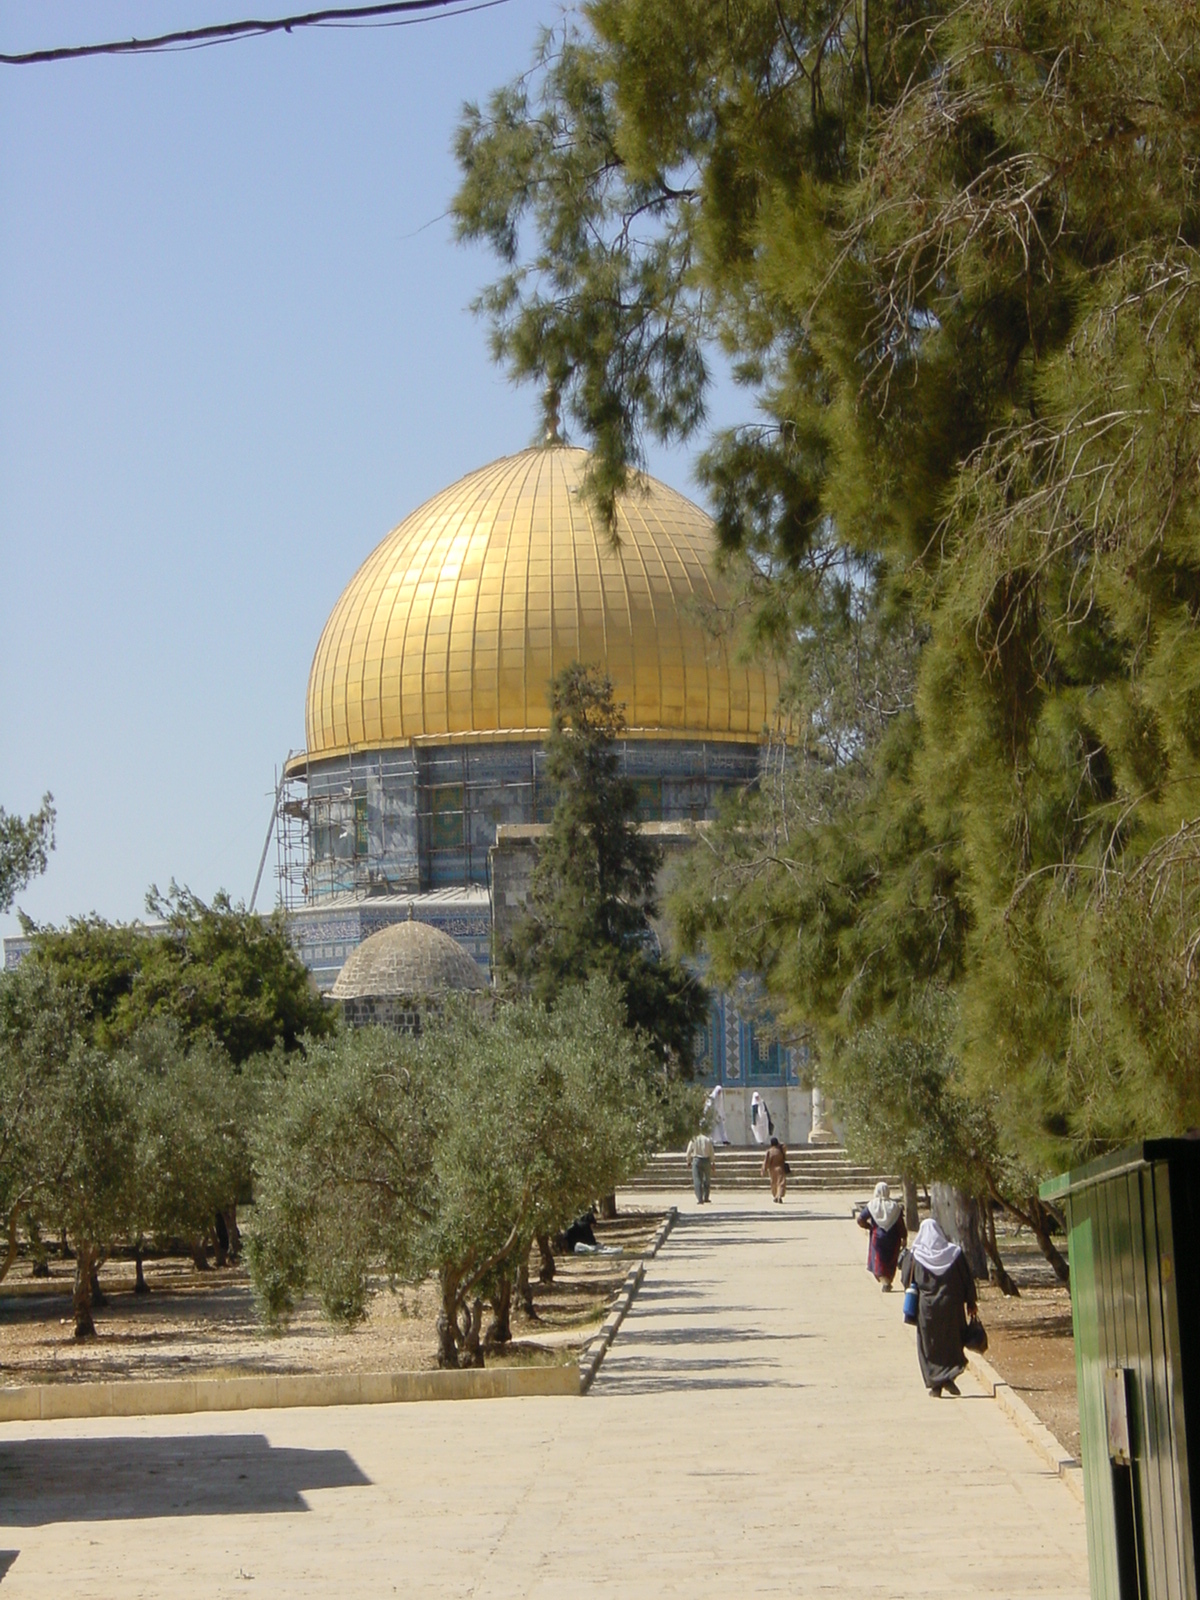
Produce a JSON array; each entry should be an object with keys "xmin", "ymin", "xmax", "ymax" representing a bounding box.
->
[{"xmin": 1043, "ymin": 1141, "xmax": 1200, "ymax": 1599}]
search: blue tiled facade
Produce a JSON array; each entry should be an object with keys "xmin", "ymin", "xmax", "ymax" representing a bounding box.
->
[{"xmin": 691, "ymin": 992, "xmax": 801, "ymax": 1090}]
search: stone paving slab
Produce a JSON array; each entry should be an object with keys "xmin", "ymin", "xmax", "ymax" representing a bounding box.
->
[{"xmin": 0, "ymin": 1190, "xmax": 1088, "ymax": 1598}]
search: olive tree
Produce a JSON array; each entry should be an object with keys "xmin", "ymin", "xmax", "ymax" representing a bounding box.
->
[
  {"xmin": 120, "ymin": 1022, "xmax": 257, "ymax": 1283},
  {"xmin": 0, "ymin": 963, "xmax": 139, "ymax": 1336},
  {"xmin": 0, "ymin": 962, "xmax": 86, "ymax": 1286},
  {"xmin": 247, "ymin": 978, "xmax": 660, "ymax": 1367},
  {"xmin": 418, "ymin": 979, "xmax": 656, "ymax": 1366},
  {"xmin": 246, "ymin": 1024, "xmax": 435, "ymax": 1327}
]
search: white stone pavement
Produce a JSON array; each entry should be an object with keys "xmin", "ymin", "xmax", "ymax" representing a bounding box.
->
[{"xmin": 0, "ymin": 1190, "xmax": 1088, "ymax": 1598}]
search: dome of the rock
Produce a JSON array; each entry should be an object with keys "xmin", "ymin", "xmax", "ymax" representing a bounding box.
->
[{"xmin": 281, "ymin": 441, "xmax": 804, "ymax": 1140}]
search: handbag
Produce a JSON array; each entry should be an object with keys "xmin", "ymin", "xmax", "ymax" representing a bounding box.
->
[
  {"xmin": 963, "ymin": 1312, "xmax": 988, "ymax": 1354},
  {"xmin": 902, "ymin": 1282, "xmax": 919, "ymax": 1325}
]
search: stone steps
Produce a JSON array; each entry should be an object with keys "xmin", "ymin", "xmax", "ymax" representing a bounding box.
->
[{"xmin": 624, "ymin": 1148, "xmax": 899, "ymax": 1193}]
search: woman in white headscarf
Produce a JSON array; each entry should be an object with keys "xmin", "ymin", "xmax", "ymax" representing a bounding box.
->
[
  {"xmin": 900, "ymin": 1218, "xmax": 978, "ymax": 1397},
  {"xmin": 704, "ymin": 1084, "xmax": 730, "ymax": 1146},
  {"xmin": 855, "ymin": 1182, "xmax": 907, "ymax": 1291},
  {"xmin": 749, "ymin": 1092, "xmax": 773, "ymax": 1146}
]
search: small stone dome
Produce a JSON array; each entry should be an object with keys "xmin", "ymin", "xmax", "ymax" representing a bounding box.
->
[{"xmin": 331, "ymin": 919, "xmax": 488, "ymax": 1000}]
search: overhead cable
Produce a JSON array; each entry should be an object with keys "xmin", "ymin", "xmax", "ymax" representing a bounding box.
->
[{"xmin": 0, "ymin": 0, "xmax": 507, "ymax": 66}]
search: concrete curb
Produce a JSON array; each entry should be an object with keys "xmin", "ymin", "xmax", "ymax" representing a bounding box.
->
[
  {"xmin": 966, "ymin": 1350, "xmax": 1084, "ymax": 1503},
  {"xmin": 579, "ymin": 1206, "xmax": 677, "ymax": 1394},
  {"xmin": 0, "ymin": 1363, "xmax": 579, "ymax": 1424}
]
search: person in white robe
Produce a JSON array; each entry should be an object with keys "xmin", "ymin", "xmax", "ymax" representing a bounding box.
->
[
  {"xmin": 750, "ymin": 1091, "xmax": 773, "ymax": 1145},
  {"xmin": 704, "ymin": 1084, "xmax": 730, "ymax": 1145}
]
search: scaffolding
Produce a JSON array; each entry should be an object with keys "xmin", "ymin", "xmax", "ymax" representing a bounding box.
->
[
  {"xmin": 268, "ymin": 739, "xmax": 758, "ymax": 912},
  {"xmin": 275, "ymin": 754, "xmax": 312, "ymax": 913}
]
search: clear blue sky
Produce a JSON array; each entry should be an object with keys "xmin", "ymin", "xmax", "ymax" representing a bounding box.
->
[{"xmin": 1, "ymin": 2, "xmax": 735, "ymax": 939}]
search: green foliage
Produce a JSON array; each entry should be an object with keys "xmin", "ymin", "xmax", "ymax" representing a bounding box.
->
[
  {"xmin": 825, "ymin": 991, "xmax": 1003, "ymax": 1196},
  {"xmin": 26, "ymin": 883, "xmax": 333, "ymax": 1062},
  {"xmin": 454, "ymin": 29, "xmax": 708, "ymax": 524},
  {"xmin": 455, "ymin": 0, "xmax": 1200, "ymax": 1183},
  {"xmin": 0, "ymin": 793, "xmax": 55, "ymax": 913},
  {"xmin": 0, "ymin": 960, "xmax": 138, "ymax": 1330},
  {"xmin": 0, "ymin": 958, "xmax": 262, "ymax": 1331},
  {"xmin": 247, "ymin": 979, "xmax": 661, "ymax": 1364},
  {"xmin": 0, "ymin": 961, "xmax": 93, "ymax": 1280},
  {"xmin": 502, "ymin": 663, "xmax": 709, "ymax": 1070},
  {"xmin": 247, "ymin": 1024, "xmax": 434, "ymax": 1326},
  {"xmin": 120, "ymin": 1021, "xmax": 257, "ymax": 1251},
  {"xmin": 47, "ymin": 1045, "xmax": 139, "ymax": 1263}
]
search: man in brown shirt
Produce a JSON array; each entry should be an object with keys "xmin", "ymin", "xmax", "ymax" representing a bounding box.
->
[{"xmin": 762, "ymin": 1136, "xmax": 788, "ymax": 1203}]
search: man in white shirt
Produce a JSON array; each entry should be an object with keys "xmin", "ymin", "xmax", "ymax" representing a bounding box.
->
[{"xmin": 685, "ymin": 1129, "xmax": 715, "ymax": 1204}]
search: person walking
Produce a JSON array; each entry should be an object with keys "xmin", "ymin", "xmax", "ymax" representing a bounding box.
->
[
  {"xmin": 762, "ymin": 1135, "xmax": 788, "ymax": 1203},
  {"xmin": 686, "ymin": 1128, "xmax": 715, "ymax": 1204},
  {"xmin": 900, "ymin": 1217, "xmax": 978, "ymax": 1397},
  {"xmin": 750, "ymin": 1091, "xmax": 773, "ymax": 1146},
  {"xmin": 704, "ymin": 1083, "xmax": 730, "ymax": 1145},
  {"xmin": 856, "ymin": 1181, "xmax": 908, "ymax": 1291}
]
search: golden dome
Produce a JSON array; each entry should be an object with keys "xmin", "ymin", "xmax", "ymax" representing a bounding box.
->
[{"xmin": 304, "ymin": 445, "xmax": 777, "ymax": 757}]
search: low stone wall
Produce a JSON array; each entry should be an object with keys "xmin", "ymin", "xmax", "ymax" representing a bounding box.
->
[{"xmin": 0, "ymin": 1364, "xmax": 580, "ymax": 1424}]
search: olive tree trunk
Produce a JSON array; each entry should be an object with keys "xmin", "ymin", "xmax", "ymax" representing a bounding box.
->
[
  {"xmin": 901, "ymin": 1177, "xmax": 921, "ymax": 1232},
  {"xmin": 72, "ymin": 1242, "xmax": 97, "ymax": 1339},
  {"xmin": 982, "ymin": 1203, "xmax": 1020, "ymax": 1296},
  {"xmin": 517, "ymin": 1252, "xmax": 536, "ymax": 1320},
  {"xmin": 1013, "ymin": 1194, "xmax": 1070, "ymax": 1286},
  {"xmin": 535, "ymin": 1233, "xmax": 555, "ymax": 1284},
  {"xmin": 460, "ymin": 1298, "xmax": 485, "ymax": 1368},
  {"xmin": 27, "ymin": 1215, "xmax": 50, "ymax": 1278},
  {"xmin": 214, "ymin": 1209, "xmax": 229, "ymax": 1268},
  {"xmin": 485, "ymin": 1274, "xmax": 513, "ymax": 1348},
  {"xmin": 437, "ymin": 1272, "xmax": 463, "ymax": 1368},
  {"xmin": 930, "ymin": 1184, "xmax": 989, "ymax": 1280}
]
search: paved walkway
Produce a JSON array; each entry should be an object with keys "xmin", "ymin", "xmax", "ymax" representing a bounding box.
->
[{"xmin": 0, "ymin": 1192, "xmax": 1088, "ymax": 1598}]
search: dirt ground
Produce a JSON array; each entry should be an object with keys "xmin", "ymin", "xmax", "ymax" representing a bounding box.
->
[
  {"xmin": 974, "ymin": 1212, "xmax": 1079, "ymax": 1462},
  {"xmin": 0, "ymin": 1209, "xmax": 664, "ymax": 1386}
]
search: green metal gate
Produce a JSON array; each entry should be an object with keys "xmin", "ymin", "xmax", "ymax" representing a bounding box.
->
[{"xmin": 1043, "ymin": 1141, "xmax": 1200, "ymax": 1599}]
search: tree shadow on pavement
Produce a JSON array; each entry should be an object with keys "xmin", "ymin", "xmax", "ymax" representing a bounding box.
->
[
  {"xmin": 632, "ymin": 1281, "xmax": 708, "ymax": 1297},
  {"xmin": 0, "ymin": 1434, "xmax": 370, "ymax": 1525},
  {"xmin": 594, "ymin": 1353, "xmax": 803, "ymax": 1394},
  {"xmin": 626, "ymin": 1327, "xmax": 807, "ymax": 1345}
]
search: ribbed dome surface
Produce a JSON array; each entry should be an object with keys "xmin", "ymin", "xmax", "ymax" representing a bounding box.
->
[
  {"xmin": 305, "ymin": 446, "xmax": 777, "ymax": 755},
  {"xmin": 330, "ymin": 920, "xmax": 488, "ymax": 999}
]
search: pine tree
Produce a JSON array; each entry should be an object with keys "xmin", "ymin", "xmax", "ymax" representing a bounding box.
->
[
  {"xmin": 455, "ymin": 0, "xmax": 1200, "ymax": 1184},
  {"xmin": 502, "ymin": 663, "xmax": 709, "ymax": 1071}
]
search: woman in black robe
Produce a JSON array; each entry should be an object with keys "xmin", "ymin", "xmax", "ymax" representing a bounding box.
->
[{"xmin": 901, "ymin": 1218, "xmax": 977, "ymax": 1397}]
